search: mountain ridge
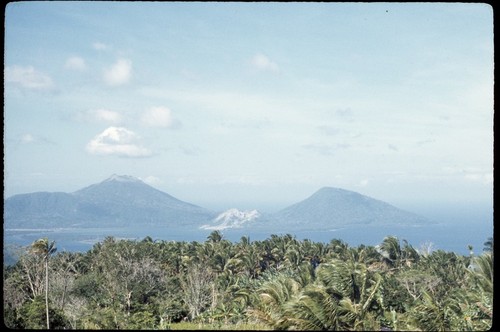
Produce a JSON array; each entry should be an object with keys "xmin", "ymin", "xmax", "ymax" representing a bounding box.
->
[
  {"xmin": 4, "ymin": 175, "xmax": 216, "ymax": 228},
  {"xmin": 4, "ymin": 175, "xmax": 431, "ymax": 230},
  {"xmin": 272, "ymin": 186, "xmax": 430, "ymax": 230}
]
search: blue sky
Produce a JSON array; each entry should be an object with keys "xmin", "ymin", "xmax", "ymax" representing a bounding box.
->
[{"xmin": 4, "ymin": 2, "xmax": 493, "ymax": 211}]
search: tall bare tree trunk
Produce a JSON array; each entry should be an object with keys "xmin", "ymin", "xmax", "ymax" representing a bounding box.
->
[
  {"xmin": 31, "ymin": 238, "xmax": 56, "ymax": 330},
  {"xmin": 45, "ymin": 257, "xmax": 50, "ymax": 329}
]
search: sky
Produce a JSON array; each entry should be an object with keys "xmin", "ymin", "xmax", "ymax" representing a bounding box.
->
[{"xmin": 4, "ymin": 2, "xmax": 494, "ymax": 212}]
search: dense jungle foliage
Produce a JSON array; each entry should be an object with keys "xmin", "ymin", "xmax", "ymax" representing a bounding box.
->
[{"xmin": 3, "ymin": 232, "xmax": 493, "ymax": 330}]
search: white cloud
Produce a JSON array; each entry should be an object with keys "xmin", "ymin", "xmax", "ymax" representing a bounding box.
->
[
  {"xmin": 77, "ymin": 109, "xmax": 122, "ymax": 124},
  {"xmin": 251, "ymin": 53, "xmax": 280, "ymax": 73},
  {"xmin": 86, "ymin": 126, "xmax": 152, "ymax": 157},
  {"xmin": 141, "ymin": 106, "xmax": 174, "ymax": 128},
  {"xmin": 92, "ymin": 42, "xmax": 110, "ymax": 51},
  {"xmin": 103, "ymin": 59, "xmax": 132, "ymax": 86},
  {"xmin": 358, "ymin": 179, "xmax": 370, "ymax": 187},
  {"xmin": 5, "ymin": 65, "xmax": 54, "ymax": 90},
  {"xmin": 442, "ymin": 166, "xmax": 493, "ymax": 184},
  {"xmin": 18, "ymin": 133, "xmax": 55, "ymax": 145},
  {"xmin": 91, "ymin": 109, "xmax": 122, "ymax": 124},
  {"xmin": 138, "ymin": 87, "xmax": 287, "ymax": 124},
  {"xmin": 21, "ymin": 134, "xmax": 35, "ymax": 143},
  {"xmin": 141, "ymin": 176, "xmax": 162, "ymax": 186},
  {"xmin": 465, "ymin": 172, "xmax": 493, "ymax": 185},
  {"xmin": 64, "ymin": 56, "xmax": 86, "ymax": 71}
]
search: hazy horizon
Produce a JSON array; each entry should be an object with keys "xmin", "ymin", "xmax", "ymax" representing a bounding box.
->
[
  {"xmin": 4, "ymin": 3, "xmax": 493, "ymax": 214},
  {"xmin": 3, "ymin": 174, "xmax": 493, "ymax": 222}
]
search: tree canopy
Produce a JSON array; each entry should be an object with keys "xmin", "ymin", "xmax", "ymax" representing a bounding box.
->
[{"xmin": 3, "ymin": 233, "xmax": 493, "ymax": 330}]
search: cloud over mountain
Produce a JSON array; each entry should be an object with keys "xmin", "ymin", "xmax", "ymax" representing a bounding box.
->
[{"xmin": 86, "ymin": 127, "xmax": 152, "ymax": 157}]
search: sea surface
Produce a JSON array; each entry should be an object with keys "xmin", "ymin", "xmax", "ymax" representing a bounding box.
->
[{"xmin": 3, "ymin": 205, "xmax": 493, "ymax": 263}]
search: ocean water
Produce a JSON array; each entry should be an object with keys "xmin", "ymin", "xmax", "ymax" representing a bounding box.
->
[{"xmin": 3, "ymin": 205, "xmax": 493, "ymax": 260}]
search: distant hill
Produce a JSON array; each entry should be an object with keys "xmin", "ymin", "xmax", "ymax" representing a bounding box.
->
[
  {"xmin": 4, "ymin": 175, "xmax": 216, "ymax": 228},
  {"xmin": 271, "ymin": 187, "xmax": 431, "ymax": 230},
  {"xmin": 4, "ymin": 191, "xmax": 84, "ymax": 227},
  {"xmin": 4, "ymin": 178, "xmax": 430, "ymax": 231}
]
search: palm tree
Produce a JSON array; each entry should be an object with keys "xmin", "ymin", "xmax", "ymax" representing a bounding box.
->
[
  {"xmin": 327, "ymin": 238, "xmax": 351, "ymax": 261},
  {"xmin": 376, "ymin": 236, "xmax": 402, "ymax": 269},
  {"xmin": 236, "ymin": 246, "xmax": 263, "ymax": 278},
  {"xmin": 471, "ymin": 252, "xmax": 493, "ymax": 295},
  {"xmin": 31, "ymin": 238, "xmax": 57, "ymax": 329},
  {"xmin": 376, "ymin": 236, "xmax": 419, "ymax": 270},
  {"xmin": 247, "ymin": 273, "xmax": 302, "ymax": 329},
  {"xmin": 483, "ymin": 237, "xmax": 493, "ymax": 253},
  {"xmin": 280, "ymin": 257, "xmax": 384, "ymax": 330},
  {"xmin": 420, "ymin": 250, "xmax": 469, "ymax": 297},
  {"xmin": 333, "ymin": 260, "xmax": 384, "ymax": 325},
  {"xmin": 207, "ymin": 230, "xmax": 223, "ymax": 243},
  {"xmin": 285, "ymin": 284, "xmax": 341, "ymax": 330},
  {"xmin": 408, "ymin": 290, "xmax": 452, "ymax": 331}
]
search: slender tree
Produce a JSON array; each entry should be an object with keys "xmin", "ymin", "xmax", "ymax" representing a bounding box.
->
[
  {"xmin": 31, "ymin": 238, "xmax": 57, "ymax": 329},
  {"xmin": 483, "ymin": 237, "xmax": 493, "ymax": 254}
]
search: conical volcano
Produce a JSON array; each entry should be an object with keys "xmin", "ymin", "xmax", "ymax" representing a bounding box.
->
[
  {"xmin": 4, "ymin": 175, "xmax": 216, "ymax": 228},
  {"xmin": 272, "ymin": 187, "xmax": 430, "ymax": 229}
]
